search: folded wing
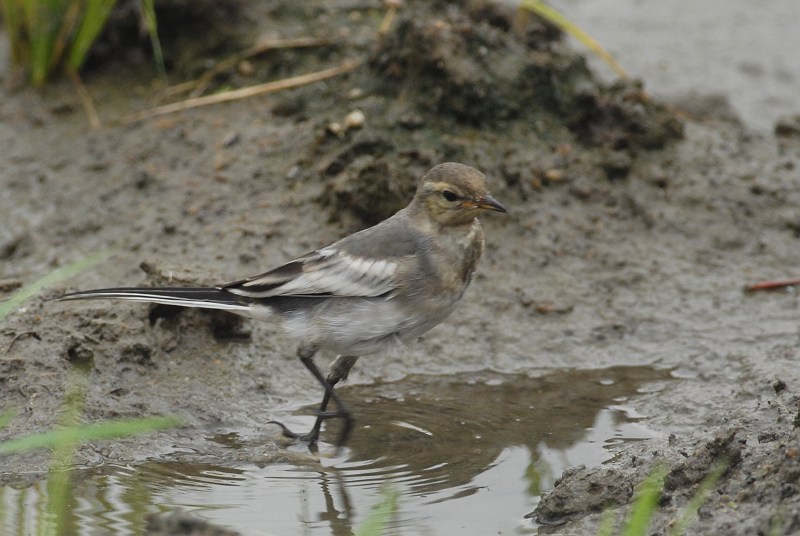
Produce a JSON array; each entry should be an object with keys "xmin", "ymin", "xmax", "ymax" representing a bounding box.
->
[{"xmin": 224, "ymin": 246, "xmax": 412, "ymax": 299}]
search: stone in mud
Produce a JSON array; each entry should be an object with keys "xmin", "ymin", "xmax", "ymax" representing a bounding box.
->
[{"xmin": 531, "ymin": 465, "xmax": 634, "ymax": 525}]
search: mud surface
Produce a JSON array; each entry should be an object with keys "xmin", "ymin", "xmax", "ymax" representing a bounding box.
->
[{"xmin": 2, "ymin": 1, "xmax": 800, "ymax": 534}]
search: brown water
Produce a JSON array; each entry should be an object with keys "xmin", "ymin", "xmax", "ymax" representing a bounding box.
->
[{"xmin": 0, "ymin": 366, "xmax": 671, "ymax": 535}]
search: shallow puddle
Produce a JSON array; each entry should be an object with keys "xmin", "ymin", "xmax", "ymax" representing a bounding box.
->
[{"xmin": 1, "ymin": 366, "xmax": 671, "ymax": 535}]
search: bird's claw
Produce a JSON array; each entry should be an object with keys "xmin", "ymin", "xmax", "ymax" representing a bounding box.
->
[{"xmin": 267, "ymin": 420, "xmax": 322, "ymax": 450}]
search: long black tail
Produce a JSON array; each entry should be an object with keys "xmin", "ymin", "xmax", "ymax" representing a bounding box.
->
[{"xmin": 57, "ymin": 287, "xmax": 253, "ymax": 313}]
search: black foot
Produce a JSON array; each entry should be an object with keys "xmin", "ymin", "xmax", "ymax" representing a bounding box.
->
[
  {"xmin": 271, "ymin": 353, "xmax": 357, "ymax": 454},
  {"xmin": 268, "ymin": 420, "xmax": 321, "ymax": 445},
  {"xmin": 268, "ymin": 409, "xmax": 353, "ymax": 454}
]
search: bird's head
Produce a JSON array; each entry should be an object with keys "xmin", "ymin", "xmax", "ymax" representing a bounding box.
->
[{"xmin": 413, "ymin": 162, "xmax": 507, "ymax": 226}]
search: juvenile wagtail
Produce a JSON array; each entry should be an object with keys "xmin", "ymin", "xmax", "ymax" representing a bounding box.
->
[{"xmin": 58, "ymin": 162, "xmax": 507, "ymax": 449}]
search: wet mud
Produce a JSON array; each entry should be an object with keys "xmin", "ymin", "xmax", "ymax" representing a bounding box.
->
[{"xmin": 2, "ymin": 0, "xmax": 800, "ymax": 534}]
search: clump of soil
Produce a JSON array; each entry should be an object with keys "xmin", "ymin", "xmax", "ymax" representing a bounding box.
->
[
  {"xmin": 533, "ymin": 431, "xmax": 745, "ymax": 525},
  {"xmin": 534, "ymin": 391, "xmax": 800, "ymax": 534}
]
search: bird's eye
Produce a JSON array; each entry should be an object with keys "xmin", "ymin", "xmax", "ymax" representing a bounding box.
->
[{"xmin": 442, "ymin": 190, "xmax": 458, "ymax": 202}]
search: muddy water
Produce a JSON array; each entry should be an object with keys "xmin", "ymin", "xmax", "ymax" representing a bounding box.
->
[{"xmin": 1, "ymin": 367, "xmax": 669, "ymax": 535}]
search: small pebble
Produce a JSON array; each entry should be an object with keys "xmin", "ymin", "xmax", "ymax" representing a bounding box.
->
[
  {"xmin": 223, "ymin": 132, "xmax": 241, "ymax": 147},
  {"xmin": 327, "ymin": 122, "xmax": 343, "ymax": 136},
  {"xmin": 544, "ymin": 169, "xmax": 563, "ymax": 182},
  {"xmin": 344, "ymin": 109, "xmax": 365, "ymax": 130},
  {"xmin": 237, "ymin": 59, "xmax": 255, "ymax": 76}
]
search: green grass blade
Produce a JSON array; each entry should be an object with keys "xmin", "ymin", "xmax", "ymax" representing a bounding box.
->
[
  {"xmin": 0, "ymin": 487, "xmax": 5, "ymax": 536},
  {"xmin": 24, "ymin": 1, "xmax": 49, "ymax": 84},
  {"xmin": 355, "ymin": 486, "xmax": 399, "ymax": 536},
  {"xmin": 768, "ymin": 510, "xmax": 785, "ymax": 536},
  {"xmin": 27, "ymin": 0, "xmax": 69, "ymax": 85},
  {"xmin": 48, "ymin": 0, "xmax": 83, "ymax": 75},
  {"xmin": 0, "ymin": 248, "xmax": 112, "ymax": 321},
  {"xmin": 66, "ymin": 0, "xmax": 118, "ymax": 72},
  {"xmin": 519, "ymin": 0, "xmax": 628, "ymax": 79},
  {"xmin": 0, "ymin": 416, "xmax": 181, "ymax": 454},
  {"xmin": 0, "ymin": 409, "xmax": 16, "ymax": 430},
  {"xmin": 596, "ymin": 507, "xmax": 617, "ymax": 536},
  {"xmin": 43, "ymin": 370, "xmax": 87, "ymax": 534},
  {"xmin": 624, "ymin": 465, "xmax": 667, "ymax": 536},
  {"xmin": 1, "ymin": 0, "xmax": 25, "ymax": 64},
  {"xmin": 140, "ymin": 0, "xmax": 166, "ymax": 80}
]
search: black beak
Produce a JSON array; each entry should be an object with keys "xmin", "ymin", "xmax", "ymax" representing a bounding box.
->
[{"xmin": 474, "ymin": 194, "xmax": 508, "ymax": 213}]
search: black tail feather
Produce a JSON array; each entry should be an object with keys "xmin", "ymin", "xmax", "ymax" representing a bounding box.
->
[{"xmin": 56, "ymin": 287, "xmax": 252, "ymax": 313}]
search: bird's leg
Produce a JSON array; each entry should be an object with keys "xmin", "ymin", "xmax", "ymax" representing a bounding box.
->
[
  {"xmin": 303, "ymin": 355, "xmax": 360, "ymax": 445},
  {"xmin": 270, "ymin": 349, "xmax": 359, "ymax": 451}
]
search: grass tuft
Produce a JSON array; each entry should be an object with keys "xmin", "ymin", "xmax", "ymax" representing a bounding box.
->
[{"xmin": 1, "ymin": 0, "xmax": 164, "ymax": 85}]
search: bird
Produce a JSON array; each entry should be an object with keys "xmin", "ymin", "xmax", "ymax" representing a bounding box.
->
[{"xmin": 56, "ymin": 162, "xmax": 507, "ymax": 450}]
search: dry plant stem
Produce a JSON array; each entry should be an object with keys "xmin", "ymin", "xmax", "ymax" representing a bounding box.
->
[
  {"xmin": 68, "ymin": 71, "xmax": 101, "ymax": 129},
  {"xmin": 122, "ymin": 57, "xmax": 364, "ymax": 123},
  {"xmin": 163, "ymin": 37, "xmax": 336, "ymax": 99},
  {"xmin": 379, "ymin": 5, "xmax": 398, "ymax": 35},
  {"xmin": 746, "ymin": 277, "xmax": 800, "ymax": 292},
  {"xmin": 519, "ymin": 0, "xmax": 628, "ymax": 79},
  {"xmin": 49, "ymin": 2, "xmax": 83, "ymax": 75}
]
